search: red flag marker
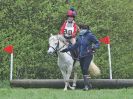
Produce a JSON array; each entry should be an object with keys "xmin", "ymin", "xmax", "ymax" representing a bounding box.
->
[
  {"xmin": 99, "ymin": 36, "xmax": 110, "ymax": 44},
  {"xmin": 3, "ymin": 45, "xmax": 13, "ymax": 54},
  {"xmin": 99, "ymin": 36, "xmax": 112, "ymax": 79},
  {"xmin": 3, "ymin": 45, "xmax": 14, "ymax": 80}
]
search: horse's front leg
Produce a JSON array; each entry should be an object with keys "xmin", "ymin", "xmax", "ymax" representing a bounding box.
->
[
  {"xmin": 64, "ymin": 81, "xmax": 69, "ymax": 91},
  {"xmin": 63, "ymin": 80, "xmax": 72, "ymax": 91},
  {"xmin": 60, "ymin": 68, "xmax": 68, "ymax": 91},
  {"xmin": 66, "ymin": 65, "xmax": 75, "ymax": 90},
  {"xmin": 65, "ymin": 68, "xmax": 77, "ymax": 90}
]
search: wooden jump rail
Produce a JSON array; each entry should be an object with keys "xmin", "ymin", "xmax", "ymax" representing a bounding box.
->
[{"xmin": 10, "ymin": 79, "xmax": 133, "ymax": 88}]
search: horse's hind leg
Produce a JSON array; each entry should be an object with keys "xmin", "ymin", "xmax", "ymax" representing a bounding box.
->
[
  {"xmin": 72, "ymin": 61, "xmax": 79, "ymax": 89},
  {"xmin": 72, "ymin": 72, "xmax": 77, "ymax": 88}
]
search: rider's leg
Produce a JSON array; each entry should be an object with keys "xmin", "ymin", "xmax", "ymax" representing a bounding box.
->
[{"xmin": 70, "ymin": 37, "xmax": 76, "ymax": 45}]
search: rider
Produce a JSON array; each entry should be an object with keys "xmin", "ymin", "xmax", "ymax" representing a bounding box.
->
[
  {"xmin": 59, "ymin": 7, "xmax": 79, "ymax": 45},
  {"xmin": 61, "ymin": 24, "xmax": 100, "ymax": 91}
]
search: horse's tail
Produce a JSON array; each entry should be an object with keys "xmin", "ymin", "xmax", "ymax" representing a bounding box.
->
[{"xmin": 89, "ymin": 60, "xmax": 101, "ymax": 77}]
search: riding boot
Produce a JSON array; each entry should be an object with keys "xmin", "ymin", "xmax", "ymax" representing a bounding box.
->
[{"xmin": 83, "ymin": 75, "xmax": 92, "ymax": 91}]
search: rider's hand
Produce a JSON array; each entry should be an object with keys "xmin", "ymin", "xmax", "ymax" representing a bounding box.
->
[{"xmin": 60, "ymin": 48, "xmax": 68, "ymax": 53}]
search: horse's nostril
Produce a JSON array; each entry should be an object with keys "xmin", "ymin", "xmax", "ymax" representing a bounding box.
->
[{"xmin": 49, "ymin": 52, "xmax": 51, "ymax": 54}]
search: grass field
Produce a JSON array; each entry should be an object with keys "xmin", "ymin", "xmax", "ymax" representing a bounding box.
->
[{"xmin": 0, "ymin": 88, "xmax": 133, "ymax": 99}]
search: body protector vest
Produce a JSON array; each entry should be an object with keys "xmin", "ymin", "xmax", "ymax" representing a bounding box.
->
[{"xmin": 60, "ymin": 21, "xmax": 78, "ymax": 39}]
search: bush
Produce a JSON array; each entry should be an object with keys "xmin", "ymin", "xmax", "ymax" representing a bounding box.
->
[{"xmin": 0, "ymin": 0, "xmax": 133, "ymax": 79}]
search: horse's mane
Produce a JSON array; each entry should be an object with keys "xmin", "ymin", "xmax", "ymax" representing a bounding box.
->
[{"xmin": 49, "ymin": 34, "xmax": 66, "ymax": 44}]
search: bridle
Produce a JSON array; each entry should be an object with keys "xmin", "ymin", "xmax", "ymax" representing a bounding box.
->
[
  {"xmin": 49, "ymin": 38, "xmax": 79, "ymax": 60},
  {"xmin": 49, "ymin": 39, "xmax": 66, "ymax": 55}
]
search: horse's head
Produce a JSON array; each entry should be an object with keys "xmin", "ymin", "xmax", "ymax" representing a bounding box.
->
[
  {"xmin": 47, "ymin": 34, "xmax": 66, "ymax": 54},
  {"xmin": 47, "ymin": 34, "xmax": 59, "ymax": 54}
]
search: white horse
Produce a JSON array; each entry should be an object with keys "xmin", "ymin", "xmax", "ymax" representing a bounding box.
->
[{"xmin": 47, "ymin": 34, "xmax": 100, "ymax": 91}]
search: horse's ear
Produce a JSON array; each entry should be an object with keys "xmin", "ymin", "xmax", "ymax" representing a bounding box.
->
[{"xmin": 50, "ymin": 34, "xmax": 53, "ymax": 36}]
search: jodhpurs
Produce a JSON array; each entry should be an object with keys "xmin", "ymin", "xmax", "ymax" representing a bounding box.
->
[{"xmin": 79, "ymin": 54, "xmax": 93, "ymax": 75}]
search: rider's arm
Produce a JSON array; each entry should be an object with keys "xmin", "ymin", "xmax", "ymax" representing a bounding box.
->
[
  {"xmin": 72, "ymin": 23, "xmax": 80, "ymax": 38},
  {"xmin": 59, "ymin": 21, "xmax": 67, "ymax": 35}
]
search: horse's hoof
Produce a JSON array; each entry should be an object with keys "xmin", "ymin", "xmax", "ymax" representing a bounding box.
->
[
  {"xmin": 71, "ymin": 87, "xmax": 75, "ymax": 90},
  {"xmin": 64, "ymin": 88, "xmax": 67, "ymax": 91}
]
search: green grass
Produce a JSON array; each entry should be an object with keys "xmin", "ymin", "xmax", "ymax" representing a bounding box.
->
[
  {"xmin": 0, "ymin": 88, "xmax": 133, "ymax": 99},
  {"xmin": 0, "ymin": 81, "xmax": 10, "ymax": 88}
]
